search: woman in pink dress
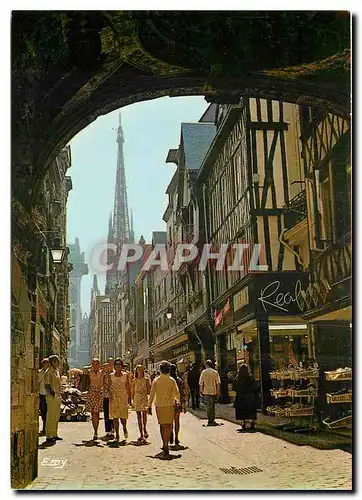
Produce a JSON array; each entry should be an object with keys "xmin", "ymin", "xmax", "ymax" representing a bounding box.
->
[{"xmin": 109, "ymin": 358, "xmax": 130, "ymax": 442}]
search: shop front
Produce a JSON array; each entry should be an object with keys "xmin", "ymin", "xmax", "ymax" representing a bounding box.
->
[
  {"xmin": 301, "ymin": 299, "xmax": 352, "ymax": 433},
  {"xmin": 133, "ymin": 339, "xmax": 149, "ymax": 370},
  {"xmin": 150, "ymin": 331, "xmax": 195, "ymax": 375},
  {"xmin": 213, "ymin": 272, "xmax": 311, "ymax": 408}
]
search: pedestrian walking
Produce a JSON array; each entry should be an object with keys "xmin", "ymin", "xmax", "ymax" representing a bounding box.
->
[
  {"xmin": 38, "ymin": 358, "xmax": 49, "ymax": 436},
  {"xmin": 109, "ymin": 358, "xmax": 130, "ymax": 442},
  {"xmin": 170, "ymin": 364, "xmax": 187, "ymax": 446},
  {"xmin": 84, "ymin": 358, "xmax": 105, "ymax": 441},
  {"xmin": 102, "ymin": 357, "xmax": 114, "ymax": 439},
  {"xmin": 183, "ymin": 365, "xmax": 190, "ymax": 407},
  {"xmin": 188, "ymin": 362, "xmax": 200, "ymax": 410},
  {"xmin": 43, "ymin": 355, "xmax": 62, "ymax": 445},
  {"xmin": 148, "ymin": 360, "xmax": 180, "ymax": 456},
  {"xmin": 199, "ymin": 360, "xmax": 220, "ymax": 426},
  {"xmin": 233, "ymin": 364, "xmax": 259, "ymax": 430},
  {"xmin": 131, "ymin": 365, "xmax": 151, "ymax": 442}
]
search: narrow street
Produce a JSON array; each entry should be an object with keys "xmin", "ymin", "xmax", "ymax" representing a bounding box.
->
[{"xmin": 28, "ymin": 410, "xmax": 352, "ymax": 491}]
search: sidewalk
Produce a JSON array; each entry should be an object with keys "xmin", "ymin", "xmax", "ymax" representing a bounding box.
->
[{"xmin": 188, "ymin": 402, "xmax": 352, "ymax": 452}]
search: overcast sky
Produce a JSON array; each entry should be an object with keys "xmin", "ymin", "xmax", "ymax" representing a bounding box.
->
[{"xmin": 67, "ymin": 96, "xmax": 208, "ymax": 314}]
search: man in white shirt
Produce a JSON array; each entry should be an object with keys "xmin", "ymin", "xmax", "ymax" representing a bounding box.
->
[
  {"xmin": 149, "ymin": 360, "xmax": 180, "ymax": 456},
  {"xmin": 38, "ymin": 358, "xmax": 49, "ymax": 436},
  {"xmin": 199, "ymin": 360, "xmax": 220, "ymax": 426}
]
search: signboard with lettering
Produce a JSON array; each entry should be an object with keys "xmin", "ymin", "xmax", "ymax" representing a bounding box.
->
[
  {"xmin": 214, "ymin": 299, "xmax": 231, "ymax": 327},
  {"xmin": 233, "ymin": 287, "xmax": 249, "ymax": 312},
  {"xmin": 253, "ymin": 273, "xmax": 308, "ymax": 316},
  {"xmin": 172, "ymin": 343, "xmax": 189, "ymax": 358}
]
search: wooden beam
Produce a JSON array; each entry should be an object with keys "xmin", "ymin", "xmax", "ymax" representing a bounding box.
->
[
  {"xmin": 247, "ymin": 121, "xmax": 288, "ymax": 131},
  {"xmin": 252, "ymin": 209, "xmax": 284, "ymax": 216}
]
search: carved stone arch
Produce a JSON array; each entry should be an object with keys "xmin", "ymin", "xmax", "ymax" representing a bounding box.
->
[{"xmin": 11, "ymin": 11, "xmax": 350, "ymax": 207}]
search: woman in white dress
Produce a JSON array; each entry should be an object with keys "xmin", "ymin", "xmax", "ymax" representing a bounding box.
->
[
  {"xmin": 109, "ymin": 358, "xmax": 130, "ymax": 442},
  {"xmin": 131, "ymin": 365, "xmax": 151, "ymax": 442}
]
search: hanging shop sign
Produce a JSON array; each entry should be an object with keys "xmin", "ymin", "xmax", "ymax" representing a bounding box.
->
[
  {"xmin": 233, "ymin": 287, "xmax": 249, "ymax": 312},
  {"xmin": 214, "ymin": 299, "xmax": 230, "ymax": 327}
]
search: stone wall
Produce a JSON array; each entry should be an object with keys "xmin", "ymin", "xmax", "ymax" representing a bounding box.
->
[{"xmin": 11, "ymin": 256, "xmax": 39, "ymax": 489}]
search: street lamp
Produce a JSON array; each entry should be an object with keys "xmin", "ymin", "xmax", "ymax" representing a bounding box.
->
[
  {"xmin": 50, "ymin": 247, "xmax": 67, "ymax": 264},
  {"xmin": 165, "ymin": 308, "xmax": 172, "ymax": 338}
]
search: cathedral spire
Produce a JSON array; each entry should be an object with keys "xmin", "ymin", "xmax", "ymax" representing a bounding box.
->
[
  {"xmin": 106, "ymin": 111, "xmax": 131, "ymax": 292},
  {"xmin": 112, "ymin": 110, "xmax": 130, "ymax": 242}
]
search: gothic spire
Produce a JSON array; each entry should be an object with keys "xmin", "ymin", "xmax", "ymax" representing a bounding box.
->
[
  {"xmin": 112, "ymin": 110, "xmax": 130, "ymax": 243},
  {"xmin": 106, "ymin": 111, "xmax": 131, "ymax": 293}
]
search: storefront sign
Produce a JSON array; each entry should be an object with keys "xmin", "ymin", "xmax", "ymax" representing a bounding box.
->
[
  {"xmin": 173, "ymin": 344, "xmax": 189, "ymax": 358},
  {"xmin": 233, "ymin": 287, "xmax": 249, "ymax": 312},
  {"xmin": 214, "ymin": 299, "xmax": 231, "ymax": 327},
  {"xmin": 255, "ymin": 273, "xmax": 308, "ymax": 315},
  {"xmin": 258, "ymin": 280, "xmax": 303, "ymax": 313}
]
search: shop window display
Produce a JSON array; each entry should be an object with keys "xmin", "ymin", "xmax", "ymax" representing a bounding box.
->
[{"xmin": 270, "ymin": 334, "xmax": 310, "ymax": 371}]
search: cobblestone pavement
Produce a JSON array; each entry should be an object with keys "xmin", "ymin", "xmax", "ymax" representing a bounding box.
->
[{"xmin": 26, "ymin": 410, "xmax": 352, "ymax": 490}]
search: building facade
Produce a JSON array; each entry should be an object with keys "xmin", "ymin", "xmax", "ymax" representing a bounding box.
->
[
  {"xmin": 68, "ymin": 237, "xmax": 89, "ymax": 367},
  {"xmin": 294, "ymin": 106, "xmax": 351, "ymax": 418},
  {"xmin": 91, "ymin": 293, "xmax": 118, "ymax": 362},
  {"xmin": 134, "ymin": 239, "xmax": 155, "ymax": 369},
  {"xmin": 11, "ymin": 146, "xmax": 72, "ymax": 487},
  {"xmin": 198, "ymin": 97, "xmax": 312, "ymax": 406},
  {"xmin": 164, "ymin": 113, "xmax": 218, "ymax": 367}
]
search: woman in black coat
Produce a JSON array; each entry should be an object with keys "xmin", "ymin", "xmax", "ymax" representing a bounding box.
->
[{"xmin": 232, "ymin": 364, "xmax": 258, "ymax": 430}]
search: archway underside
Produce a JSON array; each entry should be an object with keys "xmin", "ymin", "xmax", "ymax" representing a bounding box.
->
[{"xmin": 11, "ymin": 11, "xmax": 350, "ymax": 206}]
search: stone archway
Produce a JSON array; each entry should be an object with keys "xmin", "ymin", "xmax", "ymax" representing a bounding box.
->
[
  {"xmin": 11, "ymin": 10, "xmax": 350, "ymax": 488},
  {"xmin": 12, "ymin": 11, "xmax": 350, "ymax": 207}
]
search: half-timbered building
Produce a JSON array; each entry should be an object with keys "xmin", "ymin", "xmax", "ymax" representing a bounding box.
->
[
  {"xmin": 198, "ymin": 97, "xmax": 313, "ymax": 406},
  {"xmin": 298, "ymin": 106, "xmax": 351, "ymax": 383}
]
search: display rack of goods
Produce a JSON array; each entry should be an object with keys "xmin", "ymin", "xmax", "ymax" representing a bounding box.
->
[
  {"xmin": 270, "ymin": 388, "xmax": 290, "ymax": 399},
  {"xmin": 270, "ymin": 370, "xmax": 292, "ymax": 380},
  {"xmin": 322, "ymin": 367, "xmax": 352, "ymax": 430},
  {"xmin": 323, "ymin": 415, "xmax": 352, "ymax": 430},
  {"xmin": 325, "ymin": 368, "xmax": 352, "ymax": 381},
  {"xmin": 326, "ymin": 391, "xmax": 352, "ymax": 404},
  {"xmin": 285, "ymin": 405, "xmax": 314, "ymax": 417},
  {"xmin": 268, "ymin": 366, "xmax": 318, "ymax": 431},
  {"xmin": 289, "ymin": 388, "xmax": 318, "ymax": 398}
]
